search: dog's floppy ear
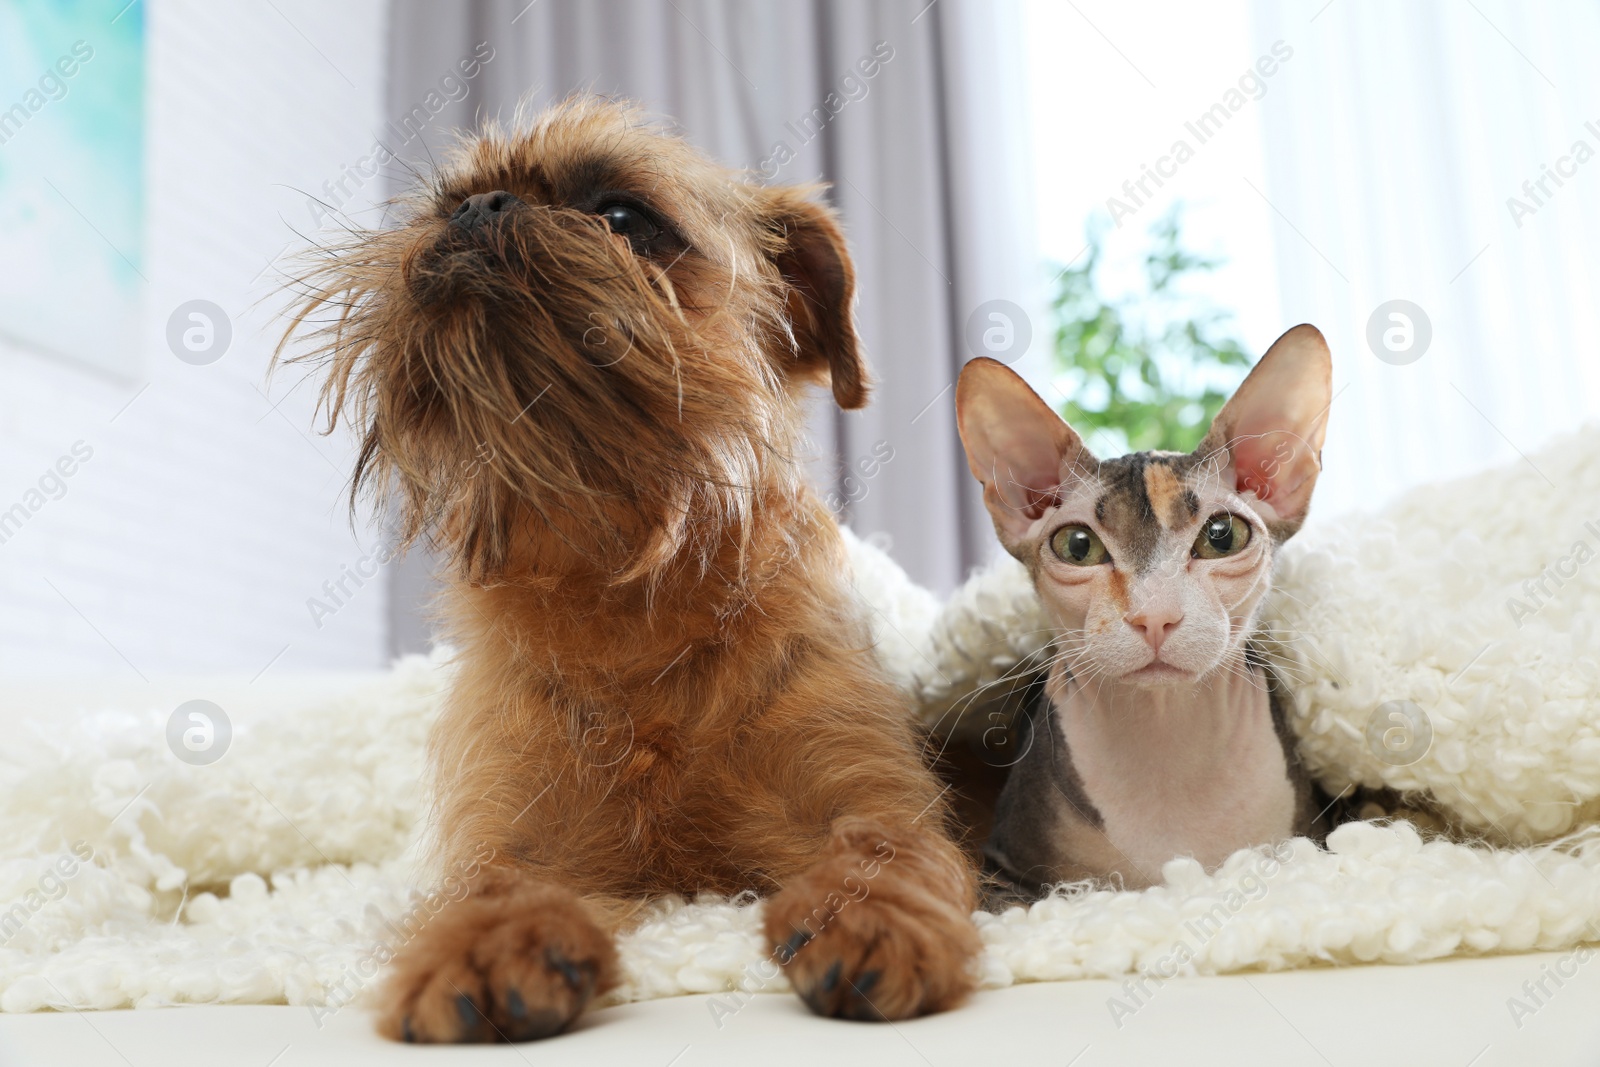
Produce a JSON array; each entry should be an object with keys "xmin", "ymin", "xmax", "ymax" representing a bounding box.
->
[{"xmin": 766, "ymin": 191, "xmax": 869, "ymax": 409}]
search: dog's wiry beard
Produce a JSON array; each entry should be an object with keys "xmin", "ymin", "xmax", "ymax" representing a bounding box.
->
[{"xmin": 281, "ymin": 199, "xmax": 796, "ymax": 586}]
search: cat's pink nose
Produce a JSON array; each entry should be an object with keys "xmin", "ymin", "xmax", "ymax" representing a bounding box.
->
[{"xmin": 1126, "ymin": 608, "xmax": 1183, "ymax": 653}]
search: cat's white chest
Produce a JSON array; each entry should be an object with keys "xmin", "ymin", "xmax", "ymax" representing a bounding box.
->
[{"xmin": 1051, "ymin": 677, "xmax": 1296, "ymax": 888}]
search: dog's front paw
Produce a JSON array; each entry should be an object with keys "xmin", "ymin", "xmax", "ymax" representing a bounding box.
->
[
  {"xmin": 764, "ymin": 829, "xmax": 980, "ymax": 1021},
  {"xmin": 375, "ymin": 878, "xmax": 618, "ymax": 1043}
]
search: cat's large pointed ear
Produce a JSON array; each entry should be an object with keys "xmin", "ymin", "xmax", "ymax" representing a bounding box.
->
[
  {"xmin": 957, "ymin": 357, "xmax": 1098, "ymax": 551},
  {"xmin": 1196, "ymin": 323, "xmax": 1332, "ymax": 539}
]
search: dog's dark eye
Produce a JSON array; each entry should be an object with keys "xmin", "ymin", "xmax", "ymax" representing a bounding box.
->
[{"xmin": 596, "ymin": 202, "xmax": 658, "ymax": 247}]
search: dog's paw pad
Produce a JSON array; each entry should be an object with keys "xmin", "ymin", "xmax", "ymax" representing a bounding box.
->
[
  {"xmin": 788, "ymin": 952, "xmax": 898, "ymax": 1021},
  {"xmin": 765, "ymin": 854, "xmax": 979, "ymax": 1021},
  {"xmin": 376, "ymin": 884, "xmax": 619, "ymax": 1043},
  {"xmin": 839, "ymin": 971, "xmax": 885, "ymax": 1020}
]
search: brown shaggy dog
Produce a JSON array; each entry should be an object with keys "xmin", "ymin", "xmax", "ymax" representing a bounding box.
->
[{"xmin": 282, "ymin": 97, "xmax": 979, "ymax": 1043}]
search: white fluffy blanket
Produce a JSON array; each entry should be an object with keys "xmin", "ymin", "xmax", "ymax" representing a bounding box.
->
[{"xmin": 5, "ymin": 429, "xmax": 1600, "ymax": 1015}]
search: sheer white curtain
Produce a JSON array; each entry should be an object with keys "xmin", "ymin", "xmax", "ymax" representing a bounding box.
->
[{"xmin": 1250, "ymin": 0, "xmax": 1600, "ymax": 519}]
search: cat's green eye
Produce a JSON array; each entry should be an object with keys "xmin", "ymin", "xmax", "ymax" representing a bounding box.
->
[
  {"xmin": 1193, "ymin": 513, "xmax": 1252, "ymax": 559},
  {"xmin": 1050, "ymin": 525, "xmax": 1109, "ymax": 566}
]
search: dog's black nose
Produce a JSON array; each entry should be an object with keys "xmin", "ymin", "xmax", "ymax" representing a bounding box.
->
[{"xmin": 450, "ymin": 190, "xmax": 522, "ymax": 232}]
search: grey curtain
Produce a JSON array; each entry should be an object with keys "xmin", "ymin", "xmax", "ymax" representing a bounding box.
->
[{"xmin": 384, "ymin": 0, "xmax": 1041, "ymax": 656}]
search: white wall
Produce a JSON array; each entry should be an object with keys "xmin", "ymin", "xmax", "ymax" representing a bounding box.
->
[{"xmin": 0, "ymin": 0, "xmax": 391, "ymax": 677}]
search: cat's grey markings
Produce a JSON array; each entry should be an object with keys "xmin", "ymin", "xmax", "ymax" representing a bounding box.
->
[
  {"xmin": 984, "ymin": 691, "xmax": 1105, "ymax": 893},
  {"xmin": 1089, "ymin": 454, "xmax": 1174, "ymax": 570},
  {"xmin": 1254, "ymin": 643, "xmax": 1334, "ymax": 840}
]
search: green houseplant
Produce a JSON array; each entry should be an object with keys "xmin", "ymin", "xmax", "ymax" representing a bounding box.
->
[{"xmin": 1050, "ymin": 207, "xmax": 1253, "ymax": 456}]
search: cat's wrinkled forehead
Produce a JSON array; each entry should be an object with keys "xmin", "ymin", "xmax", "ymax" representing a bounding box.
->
[{"xmin": 1080, "ymin": 451, "xmax": 1219, "ymax": 571}]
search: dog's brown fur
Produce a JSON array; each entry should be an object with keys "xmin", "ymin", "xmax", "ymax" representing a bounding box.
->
[{"xmin": 282, "ymin": 97, "xmax": 979, "ymax": 1043}]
